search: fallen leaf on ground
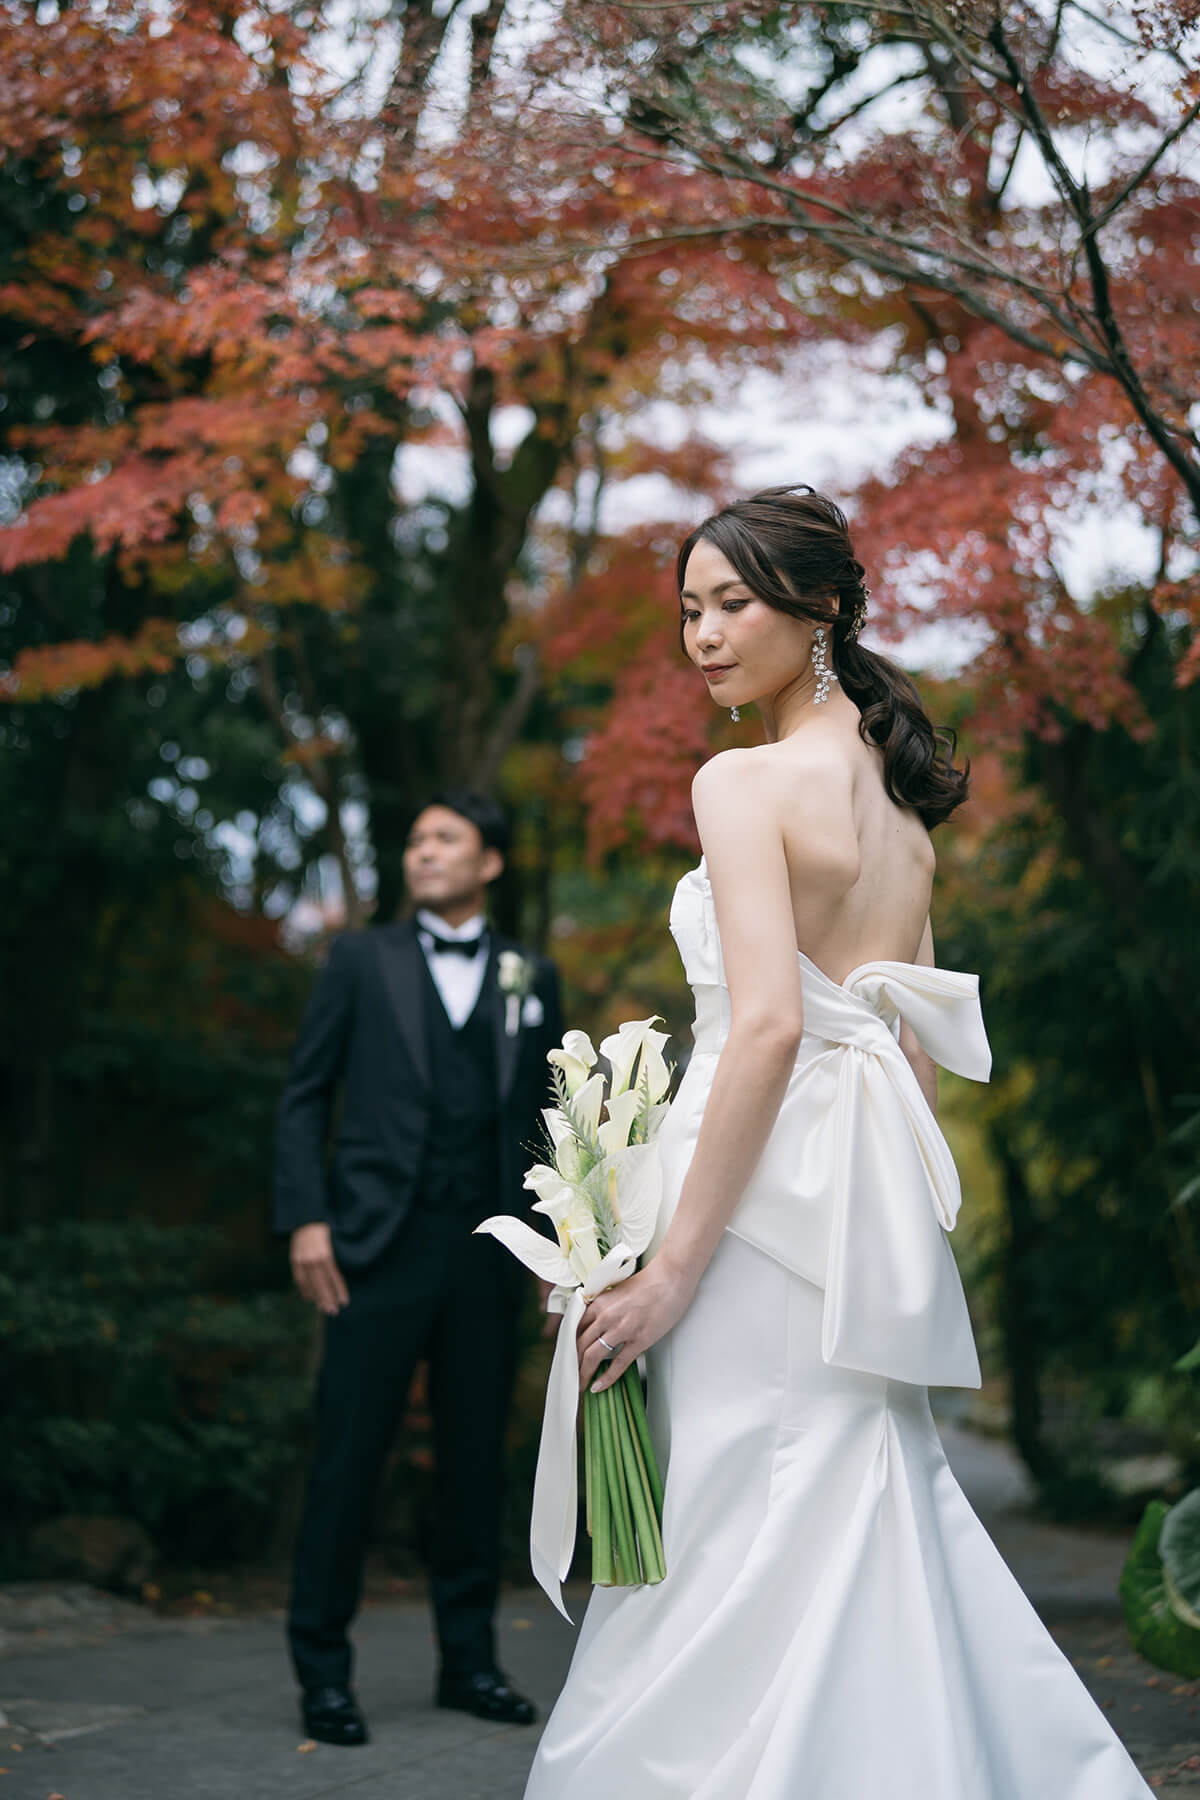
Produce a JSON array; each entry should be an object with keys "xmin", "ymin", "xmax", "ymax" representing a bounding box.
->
[{"xmin": 297, "ymin": 1740, "xmax": 317, "ymax": 1753}]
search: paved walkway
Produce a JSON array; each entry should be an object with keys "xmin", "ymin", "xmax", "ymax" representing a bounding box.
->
[{"xmin": 1, "ymin": 1424, "xmax": 1197, "ymax": 1797}]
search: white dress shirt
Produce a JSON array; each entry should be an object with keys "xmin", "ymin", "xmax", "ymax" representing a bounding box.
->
[{"xmin": 415, "ymin": 908, "xmax": 489, "ymax": 1029}]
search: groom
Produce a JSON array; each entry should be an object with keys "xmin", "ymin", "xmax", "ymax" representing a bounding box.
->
[{"xmin": 274, "ymin": 790, "xmax": 563, "ymax": 1747}]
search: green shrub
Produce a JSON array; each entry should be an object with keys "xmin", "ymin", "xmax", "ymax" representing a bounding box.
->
[
  {"xmin": 1120, "ymin": 1500, "xmax": 1200, "ymax": 1679},
  {"xmin": 0, "ymin": 1222, "xmax": 311, "ymax": 1569}
]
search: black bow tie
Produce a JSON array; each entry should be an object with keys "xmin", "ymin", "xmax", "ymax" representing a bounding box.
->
[{"xmin": 423, "ymin": 931, "xmax": 485, "ymax": 960}]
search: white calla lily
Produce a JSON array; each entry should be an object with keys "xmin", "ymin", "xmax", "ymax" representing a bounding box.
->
[
  {"xmin": 523, "ymin": 1161, "xmax": 574, "ymax": 1209},
  {"xmin": 597, "ymin": 1087, "xmax": 642, "ymax": 1156},
  {"xmin": 563, "ymin": 1027, "xmax": 598, "ymax": 1065},
  {"xmin": 541, "ymin": 1108, "xmax": 586, "ymax": 1182},
  {"xmin": 601, "ymin": 1016, "xmax": 672, "ymax": 1103},
  {"xmin": 542, "ymin": 1107, "xmax": 578, "ymax": 1151},
  {"xmin": 529, "ymin": 1183, "xmax": 603, "ymax": 1283},
  {"xmin": 475, "ymin": 1214, "xmax": 574, "ymax": 1286},
  {"xmin": 547, "ymin": 1029, "xmax": 598, "ymax": 1097},
  {"xmin": 569, "ymin": 1070, "xmax": 606, "ymax": 1143}
]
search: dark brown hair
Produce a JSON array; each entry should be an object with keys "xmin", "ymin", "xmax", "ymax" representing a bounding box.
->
[{"xmin": 676, "ymin": 485, "xmax": 969, "ymax": 829}]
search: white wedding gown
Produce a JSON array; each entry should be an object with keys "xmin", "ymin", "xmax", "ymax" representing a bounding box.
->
[{"xmin": 524, "ymin": 860, "xmax": 1152, "ymax": 1800}]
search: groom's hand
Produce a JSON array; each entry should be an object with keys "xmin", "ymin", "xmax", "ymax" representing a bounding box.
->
[{"xmin": 290, "ymin": 1222, "xmax": 349, "ymax": 1316}]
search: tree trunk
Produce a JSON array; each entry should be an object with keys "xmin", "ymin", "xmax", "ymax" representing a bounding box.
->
[{"xmin": 991, "ymin": 1123, "xmax": 1065, "ymax": 1488}]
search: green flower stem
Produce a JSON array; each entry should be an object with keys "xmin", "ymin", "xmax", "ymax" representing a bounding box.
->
[
  {"xmin": 584, "ymin": 1383, "xmax": 594, "ymax": 1538},
  {"xmin": 585, "ymin": 1392, "xmax": 614, "ymax": 1586},
  {"xmin": 619, "ymin": 1364, "xmax": 665, "ymax": 1518},
  {"xmin": 601, "ymin": 1395, "xmax": 626, "ymax": 1586},
  {"xmin": 607, "ymin": 1384, "xmax": 641, "ymax": 1583},
  {"xmin": 598, "ymin": 1382, "xmax": 638, "ymax": 1583},
  {"xmin": 618, "ymin": 1377, "xmax": 666, "ymax": 1584}
]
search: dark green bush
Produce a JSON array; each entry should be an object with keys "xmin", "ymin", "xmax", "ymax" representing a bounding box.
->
[{"xmin": 0, "ymin": 1221, "xmax": 311, "ymax": 1569}]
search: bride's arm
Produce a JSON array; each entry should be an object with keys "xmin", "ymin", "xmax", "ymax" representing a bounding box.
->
[{"xmin": 580, "ymin": 747, "xmax": 852, "ymax": 1394}]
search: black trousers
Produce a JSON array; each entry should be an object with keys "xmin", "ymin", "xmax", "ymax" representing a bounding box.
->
[{"xmin": 287, "ymin": 1199, "xmax": 524, "ymax": 1690}]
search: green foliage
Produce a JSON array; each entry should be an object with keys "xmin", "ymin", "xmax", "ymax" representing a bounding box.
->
[
  {"xmin": 1121, "ymin": 1501, "xmax": 1200, "ymax": 1679},
  {"xmin": 0, "ymin": 1223, "xmax": 310, "ymax": 1569},
  {"xmin": 937, "ymin": 617, "xmax": 1200, "ymax": 1497},
  {"xmin": 1160, "ymin": 1489, "xmax": 1200, "ymax": 1632}
]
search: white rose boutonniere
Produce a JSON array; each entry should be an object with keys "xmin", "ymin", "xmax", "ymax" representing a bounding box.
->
[{"xmin": 498, "ymin": 949, "xmax": 535, "ymax": 1037}]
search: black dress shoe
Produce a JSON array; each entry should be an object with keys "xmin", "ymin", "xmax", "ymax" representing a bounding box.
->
[
  {"xmin": 436, "ymin": 1669, "xmax": 537, "ymax": 1725},
  {"xmin": 301, "ymin": 1683, "xmax": 369, "ymax": 1746}
]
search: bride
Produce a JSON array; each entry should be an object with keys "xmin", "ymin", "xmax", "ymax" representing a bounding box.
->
[{"xmin": 524, "ymin": 486, "xmax": 1152, "ymax": 1798}]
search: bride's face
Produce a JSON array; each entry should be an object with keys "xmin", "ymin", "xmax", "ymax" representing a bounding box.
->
[{"xmin": 680, "ymin": 538, "xmax": 812, "ymax": 712}]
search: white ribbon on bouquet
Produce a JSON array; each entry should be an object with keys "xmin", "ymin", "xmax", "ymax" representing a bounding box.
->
[{"xmin": 531, "ymin": 1245, "xmax": 638, "ymax": 1619}]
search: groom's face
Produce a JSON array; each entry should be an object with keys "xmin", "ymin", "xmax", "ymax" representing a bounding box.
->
[{"xmin": 404, "ymin": 806, "xmax": 502, "ymax": 916}]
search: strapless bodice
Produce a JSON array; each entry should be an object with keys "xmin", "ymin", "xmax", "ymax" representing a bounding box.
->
[
  {"xmin": 670, "ymin": 858, "xmax": 989, "ymax": 1072},
  {"xmin": 657, "ymin": 858, "xmax": 992, "ymax": 1389}
]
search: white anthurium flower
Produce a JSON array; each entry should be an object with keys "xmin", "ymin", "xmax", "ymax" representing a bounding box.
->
[
  {"xmin": 546, "ymin": 1030, "xmax": 598, "ymax": 1097},
  {"xmin": 597, "ymin": 1087, "xmax": 642, "ymax": 1156},
  {"xmin": 600, "ymin": 1144, "xmax": 663, "ymax": 1259},
  {"xmin": 600, "ymin": 1017, "xmax": 672, "ymax": 1103},
  {"xmin": 474, "ymin": 1214, "xmax": 575, "ymax": 1287}
]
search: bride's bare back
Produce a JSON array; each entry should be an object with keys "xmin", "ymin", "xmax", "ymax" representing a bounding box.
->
[{"xmin": 750, "ymin": 687, "xmax": 935, "ymax": 984}]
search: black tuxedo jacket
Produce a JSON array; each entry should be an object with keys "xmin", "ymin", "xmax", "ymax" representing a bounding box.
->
[{"xmin": 272, "ymin": 921, "xmax": 565, "ymax": 1271}]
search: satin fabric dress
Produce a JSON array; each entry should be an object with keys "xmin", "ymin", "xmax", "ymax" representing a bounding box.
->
[{"xmin": 524, "ymin": 860, "xmax": 1152, "ymax": 1800}]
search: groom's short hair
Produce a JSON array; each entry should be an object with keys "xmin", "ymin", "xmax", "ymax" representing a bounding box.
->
[{"xmin": 419, "ymin": 789, "xmax": 511, "ymax": 859}]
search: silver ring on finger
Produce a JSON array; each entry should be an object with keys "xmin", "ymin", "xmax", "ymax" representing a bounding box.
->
[{"xmin": 599, "ymin": 1336, "xmax": 621, "ymax": 1354}]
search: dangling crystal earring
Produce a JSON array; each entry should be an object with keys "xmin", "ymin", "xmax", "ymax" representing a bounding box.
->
[
  {"xmin": 811, "ymin": 626, "xmax": 836, "ymax": 705},
  {"xmin": 729, "ymin": 705, "xmax": 740, "ymax": 722}
]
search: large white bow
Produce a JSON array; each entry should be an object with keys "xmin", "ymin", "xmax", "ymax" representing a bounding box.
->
[{"xmin": 731, "ymin": 959, "xmax": 992, "ymax": 1391}]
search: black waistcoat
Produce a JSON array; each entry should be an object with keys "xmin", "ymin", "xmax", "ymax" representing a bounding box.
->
[{"xmin": 417, "ymin": 950, "xmax": 500, "ymax": 1209}]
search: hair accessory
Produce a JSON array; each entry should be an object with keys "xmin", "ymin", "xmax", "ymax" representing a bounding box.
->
[
  {"xmin": 812, "ymin": 625, "xmax": 836, "ymax": 704},
  {"xmin": 847, "ymin": 593, "xmax": 868, "ymax": 642},
  {"xmin": 729, "ymin": 705, "xmax": 740, "ymax": 722}
]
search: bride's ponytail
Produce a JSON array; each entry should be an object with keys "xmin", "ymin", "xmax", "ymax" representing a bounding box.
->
[{"xmin": 677, "ymin": 487, "xmax": 969, "ymax": 829}]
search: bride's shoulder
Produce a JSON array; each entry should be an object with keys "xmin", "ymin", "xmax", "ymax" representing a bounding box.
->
[
  {"xmin": 692, "ymin": 743, "xmax": 858, "ymax": 885},
  {"xmin": 691, "ymin": 745, "xmax": 759, "ymax": 796},
  {"xmin": 692, "ymin": 740, "xmax": 851, "ymax": 808}
]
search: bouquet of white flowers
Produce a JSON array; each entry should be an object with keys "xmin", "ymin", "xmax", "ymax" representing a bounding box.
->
[{"xmin": 476, "ymin": 1017, "xmax": 672, "ymax": 1618}]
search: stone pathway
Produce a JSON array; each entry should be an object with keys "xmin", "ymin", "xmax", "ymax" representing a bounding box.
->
[{"xmin": 0, "ymin": 1424, "xmax": 1195, "ymax": 1797}]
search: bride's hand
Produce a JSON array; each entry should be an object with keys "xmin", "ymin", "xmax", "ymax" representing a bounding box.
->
[{"xmin": 577, "ymin": 1257, "xmax": 698, "ymax": 1394}]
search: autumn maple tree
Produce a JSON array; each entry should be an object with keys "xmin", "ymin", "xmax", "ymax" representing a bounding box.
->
[
  {"xmin": 0, "ymin": 0, "xmax": 803, "ymax": 1228},
  {"xmin": 516, "ymin": 0, "xmax": 1198, "ymax": 790}
]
